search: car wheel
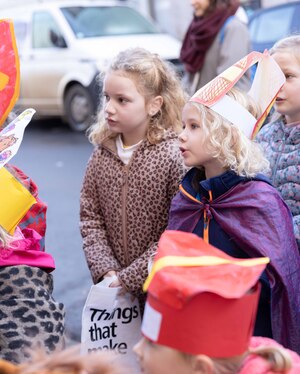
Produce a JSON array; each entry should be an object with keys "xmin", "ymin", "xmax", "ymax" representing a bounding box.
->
[{"xmin": 64, "ymin": 84, "xmax": 95, "ymax": 132}]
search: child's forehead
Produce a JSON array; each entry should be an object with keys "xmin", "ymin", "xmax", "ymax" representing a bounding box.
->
[
  {"xmin": 273, "ymin": 51, "xmax": 300, "ymax": 67},
  {"xmin": 103, "ymin": 70, "xmax": 139, "ymax": 92},
  {"xmin": 106, "ymin": 70, "xmax": 143, "ymax": 89},
  {"xmin": 183, "ymin": 102, "xmax": 206, "ymax": 118},
  {"xmin": 105, "ymin": 69, "xmax": 137, "ymax": 83},
  {"xmin": 183, "ymin": 101, "xmax": 200, "ymax": 112}
]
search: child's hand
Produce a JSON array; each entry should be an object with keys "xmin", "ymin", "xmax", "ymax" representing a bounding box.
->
[
  {"xmin": 103, "ymin": 272, "xmax": 122, "ymax": 287},
  {"xmin": 103, "ymin": 270, "xmax": 117, "ymax": 278},
  {"xmin": 109, "ymin": 277, "xmax": 121, "ymax": 287}
]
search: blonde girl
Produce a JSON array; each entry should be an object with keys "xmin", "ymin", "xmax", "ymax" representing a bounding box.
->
[
  {"xmin": 256, "ymin": 35, "xmax": 300, "ymax": 249},
  {"xmin": 167, "ymin": 86, "xmax": 300, "ymax": 351},
  {"xmin": 80, "ymin": 48, "xmax": 186, "ymax": 306}
]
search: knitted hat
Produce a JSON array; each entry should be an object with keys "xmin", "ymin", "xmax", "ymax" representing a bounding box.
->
[
  {"xmin": 142, "ymin": 230, "xmax": 269, "ymax": 357},
  {"xmin": 190, "ymin": 51, "xmax": 285, "ymax": 139}
]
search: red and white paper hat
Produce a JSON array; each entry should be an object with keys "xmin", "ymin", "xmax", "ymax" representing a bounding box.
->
[
  {"xmin": 142, "ymin": 230, "xmax": 269, "ymax": 357},
  {"xmin": 190, "ymin": 51, "xmax": 285, "ymax": 139}
]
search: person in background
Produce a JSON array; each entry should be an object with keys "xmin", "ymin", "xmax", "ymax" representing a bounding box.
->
[
  {"xmin": 180, "ymin": 0, "xmax": 251, "ymax": 94},
  {"xmin": 134, "ymin": 231, "xmax": 300, "ymax": 374},
  {"xmin": 0, "ymin": 18, "xmax": 65, "ymax": 363},
  {"xmin": 80, "ymin": 48, "xmax": 186, "ymax": 311},
  {"xmin": 256, "ymin": 35, "xmax": 300, "ymax": 250},
  {"xmin": 0, "ymin": 165, "xmax": 65, "ymax": 363},
  {"xmin": 166, "ymin": 52, "xmax": 300, "ymax": 352}
]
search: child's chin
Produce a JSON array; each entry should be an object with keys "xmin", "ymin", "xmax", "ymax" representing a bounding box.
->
[
  {"xmin": 274, "ymin": 103, "xmax": 285, "ymax": 113},
  {"xmin": 183, "ymin": 160, "xmax": 193, "ymax": 167}
]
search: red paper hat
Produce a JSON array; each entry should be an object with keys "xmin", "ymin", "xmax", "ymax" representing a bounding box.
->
[{"xmin": 142, "ymin": 230, "xmax": 269, "ymax": 357}]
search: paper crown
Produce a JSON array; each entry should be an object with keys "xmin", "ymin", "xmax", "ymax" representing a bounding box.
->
[
  {"xmin": 190, "ymin": 51, "xmax": 285, "ymax": 139},
  {"xmin": 0, "ymin": 19, "xmax": 20, "ymax": 127},
  {"xmin": 142, "ymin": 230, "xmax": 269, "ymax": 357}
]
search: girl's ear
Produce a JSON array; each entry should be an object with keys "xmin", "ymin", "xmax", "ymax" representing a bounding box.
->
[
  {"xmin": 148, "ymin": 96, "xmax": 163, "ymax": 116},
  {"xmin": 191, "ymin": 354, "xmax": 214, "ymax": 374}
]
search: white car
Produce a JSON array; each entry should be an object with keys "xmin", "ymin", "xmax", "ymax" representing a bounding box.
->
[{"xmin": 0, "ymin": 1, "xmax": 183, "ymax": 131}]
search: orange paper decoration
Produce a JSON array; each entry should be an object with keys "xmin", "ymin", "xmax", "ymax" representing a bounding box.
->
[{"xmin": 0, "ymin": 19, "xmax": 20, "ymax": 127}]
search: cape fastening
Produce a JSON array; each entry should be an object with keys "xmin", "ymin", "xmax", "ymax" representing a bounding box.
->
[{"xmin": 190, "ymin": 51, "xmax": 285, "ymax": 139}]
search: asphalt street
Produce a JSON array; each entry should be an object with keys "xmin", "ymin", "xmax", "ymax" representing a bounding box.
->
[{"xmin": 13, "ymin": 118, "xmax": 94, "ymax": 344}]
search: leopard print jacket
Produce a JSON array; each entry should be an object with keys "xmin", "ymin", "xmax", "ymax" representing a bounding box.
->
[
  {"xmin": 0, "ymin": 266, "xmax": 65, "ymax": 363},
  {"xmin": 80, "ymin": 131, "xmax": 186, "ymax": 297}
]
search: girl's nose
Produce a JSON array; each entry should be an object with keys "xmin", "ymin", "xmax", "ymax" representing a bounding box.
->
[
  {"xmin": 178, "ymin": 129, "xmax": 187, "ymax": 142},
  {"xmin": 104, "ymin": 100, "xmax": 115, "ymax": 114}
]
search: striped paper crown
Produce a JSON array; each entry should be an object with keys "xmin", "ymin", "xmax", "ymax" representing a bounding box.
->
[{"xmin": 190, "ymin": 51, "xmax": 285, "ymax": 139}]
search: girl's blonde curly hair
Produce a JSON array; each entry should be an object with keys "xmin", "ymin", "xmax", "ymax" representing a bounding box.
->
[
  {"xmin": 270, "ymin": 34, "xmax": 300, "ymax": 62},
  {"xmin": 181, "ymin": 342, "xmax": 293, "ymax": 374},
  {"xmin": 88, "ymin": 47, "xmax": 187, "ymax": 145},
  {"xmin": 191, "ymin": 87, "xmax": 270, "ymax": 177},
  {"xmin": 211, "ymin": 344, "xmax": 293, "ymax": 373}
]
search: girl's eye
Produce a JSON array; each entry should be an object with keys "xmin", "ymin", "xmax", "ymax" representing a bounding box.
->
[
  {"xmin": 103, "ymin": 94, "xmax": 109, "ymax": 101},
  {"xmin": 191, "ymin": 123, "xmax": 199, "ymax": 130},
  {"xmin": 118, "ymin": 97, "xmax": 128, "ymax": 103}
]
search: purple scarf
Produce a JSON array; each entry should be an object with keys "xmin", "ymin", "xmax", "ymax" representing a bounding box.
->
[{"xmin": 168, "ymin": 181, "xmax": 300, "ymax": 353}]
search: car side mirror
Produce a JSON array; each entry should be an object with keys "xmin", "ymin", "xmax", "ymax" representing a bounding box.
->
[{"xmin": 49, "ymin": 29, "xmax": 67, "ymax": 48}]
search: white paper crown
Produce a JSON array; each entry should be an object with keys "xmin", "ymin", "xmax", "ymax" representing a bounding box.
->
[{"xmin": 190, "ymin": 51, "xmax": 285, "ymax": 139}]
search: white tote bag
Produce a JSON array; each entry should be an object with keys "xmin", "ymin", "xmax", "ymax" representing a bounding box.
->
[{"xmin": 81, "ymin": 277, "xmax": 142, "ymax": 371}]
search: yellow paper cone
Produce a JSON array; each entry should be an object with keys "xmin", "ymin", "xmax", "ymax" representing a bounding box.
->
[{"xmin": 0, "ymin": 167, "xmax": 36, "ymax": 234}]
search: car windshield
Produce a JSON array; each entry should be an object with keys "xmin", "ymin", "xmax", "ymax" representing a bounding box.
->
[{"xmin": 60, "ymin": 6, "xmax": 159, "ymax": 38}]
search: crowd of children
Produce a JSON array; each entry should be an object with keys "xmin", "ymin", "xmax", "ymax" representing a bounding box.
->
[{"xmin": 1, "ymin": 12, "xmax": 299, "ymax": 374}]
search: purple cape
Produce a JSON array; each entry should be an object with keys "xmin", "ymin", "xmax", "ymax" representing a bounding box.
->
[{"xmin": 168, "ymin": 180, "xmax": 300, "ymax": 353}]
